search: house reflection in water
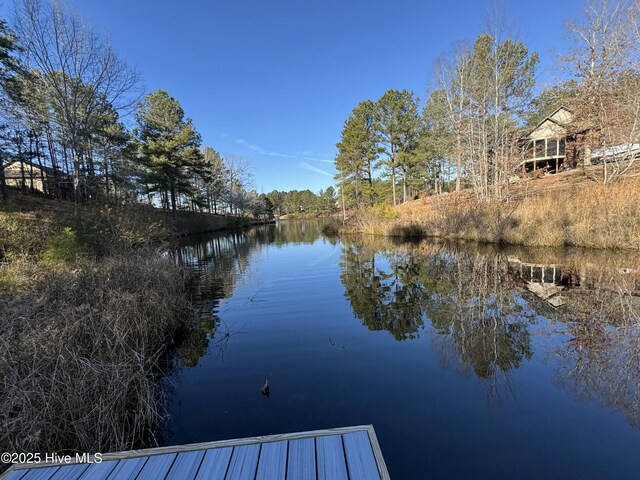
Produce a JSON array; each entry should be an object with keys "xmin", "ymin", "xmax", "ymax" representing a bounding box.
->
[
  {"xmin": 508, "ymin": 257, "xmax": 572, "ymax": 307},
  {"xmin": 510, "ymin": 258, "xmax": 563, "ymax": 285}
]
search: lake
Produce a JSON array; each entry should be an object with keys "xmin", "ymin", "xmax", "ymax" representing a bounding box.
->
[{"xmin": 168, "ymin": 219, "xmax": 640, "ymax": 479}]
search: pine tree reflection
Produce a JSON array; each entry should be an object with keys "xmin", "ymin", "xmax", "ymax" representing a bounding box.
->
[
  {"xmin": 340, "ymin": 239, "xmax": 535, "ymax": 388},
  {"xmin": 339, "ymin": 241, "xmax": 426, "ymax": 340},
  {"xmin": 339, "ymin": 238, "xmax": 640, "ymax": 420},
  {"xmin": 175, "ymin": 220, "xmax": 330, "ymax": 366}
]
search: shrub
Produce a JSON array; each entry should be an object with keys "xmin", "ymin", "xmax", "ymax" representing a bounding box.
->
[
  {"xmin": 42, "ymin": 227, "xmax": 84, "ymax": 265},
  {"xmin": 322, "ymin": 222, "xmax": 340, "ymax": 236},
  {"xmin": 371, "ymin": 203, "xmax": 398, "ymax": 220}
]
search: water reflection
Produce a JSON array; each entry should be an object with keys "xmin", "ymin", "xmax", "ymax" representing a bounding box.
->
[
  {"xmin": 338, "ymin": 237, "xmax": 640, "ymax": 420},
  {"xmin": 172, "ymin": 223, "xmax": 640, "ymax": 477},
  {"xmin": 177, "ymin": 220, "xmax": 333, "ymax": 366},
  {"xmin": 339, "ymin": 242, "xmax": 425, "ymax": 340},
  {"xmin": 340, "ymin": 239, "xmax": 535, "ymax": 381},
  {"xmin": 180, "ymin": 227, "xmax": 640, "ymax": 414}
]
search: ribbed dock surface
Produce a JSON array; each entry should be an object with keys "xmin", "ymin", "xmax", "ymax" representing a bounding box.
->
[{"xmin": 1, "ymin": 425, "xmax": 389, "ymax": 480}]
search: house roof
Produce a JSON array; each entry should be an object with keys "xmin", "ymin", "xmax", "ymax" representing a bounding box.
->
[
  {"xmin": 544, "ymin": 105, "xmax": 573, "ymax": 123},
  {"xmin": 525, "ymin": 106, "xmax": 574, "ymax": 140},
  {"xmin": 4, "ymin": 160, "xmax": 62, "ymax": 176}
]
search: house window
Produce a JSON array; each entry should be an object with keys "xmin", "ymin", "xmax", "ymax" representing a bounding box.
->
[
  {"xmin": 535, "ymin": 139, "xmax": 545, "ymax": 158},
  {"xmin": 559, "ymin": 138, "xmax": 566, "ymax": 156},
  {"xmin": 546, "ymin": 139, "xmax": 558, "ymax": 157}
]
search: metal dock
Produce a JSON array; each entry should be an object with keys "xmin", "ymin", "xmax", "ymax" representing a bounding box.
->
[{"xmin": 1, "ymin": 425, "xmax": 390, "ymax": 480}]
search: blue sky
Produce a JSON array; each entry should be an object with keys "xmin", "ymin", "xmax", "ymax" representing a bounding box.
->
[{"xmin": 5, "ymin": 0, "xmax": 584, "ymax": 192}]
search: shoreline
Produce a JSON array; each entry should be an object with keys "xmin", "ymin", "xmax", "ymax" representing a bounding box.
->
[
  {"xmin": 331, "ymin": 176, "xmax": 640, "ymax": 251},
  {"xmin": 0, "ymin": 194, "xmax": 257, "ymax": 466}
]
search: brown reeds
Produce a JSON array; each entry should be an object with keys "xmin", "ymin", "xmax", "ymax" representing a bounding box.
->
[
  {"xmin": 342, "ymin": 177, "xmax": 640, "ymax": 250},
  {"xmin": 0, "ymin": 251, "xmax": 192, "ymax": 457},
  {"xmin": 0, "ymin": 196, "xmax": 198, "ymax": 464}
]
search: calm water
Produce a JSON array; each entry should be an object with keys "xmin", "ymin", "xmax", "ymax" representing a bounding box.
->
[{"xmin": 168, "ymin": 220, "xmax": 640, "ymax": 479}]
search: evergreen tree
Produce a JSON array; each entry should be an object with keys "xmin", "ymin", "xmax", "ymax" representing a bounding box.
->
[
  {"xmin": 374, "ymin": 90, "xmax": 420, "ymax": 205},
  {"xmin": 0, "ymin": 16, "xmax": 22, "ymax": 202},
  {"xmin": 201, "ymin": 146, "xmax": 226, "ymax": 214},
  {"xmin": 135, "ymin": 89, "xmax": 203, "ymax": 225},
  {"xmin": 335, "ymin": 100, "xmax": 378, "ymax": 207}
]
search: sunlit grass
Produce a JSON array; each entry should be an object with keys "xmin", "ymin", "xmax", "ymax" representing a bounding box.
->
[{"xmin": 343, "ymin": 177, "xmax": 640, "ymax": 250}]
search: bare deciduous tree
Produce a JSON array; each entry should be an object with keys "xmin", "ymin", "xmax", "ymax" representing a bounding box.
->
[
  {"xmin": 13, "ymin": 0, "xmax": 141, "ymax": 203},
  {"xmin": 564, "ymin": 0, "xmax": 640, "ymax": 182},
  {"xmin": 434, "ymin": 43, "xmax": 472, "ymax": 193},
  {"xmin": 222, "ymin": 153, "xmax": 252, "ymax": 215},
  {"xmin": 434, "ymin": 14, "xmax": 538, "ymax": 200}
]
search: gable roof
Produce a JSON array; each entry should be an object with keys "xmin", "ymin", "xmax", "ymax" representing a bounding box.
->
[
  {"xmin": 4, "ymin": 160, "xmax": 62, "ymax": 176},
  {"xmin": 546, "ymin": 106, "xmax": 573, "ymax": 125},
  {"xmin": 526, "ymin": 106, "xmax": 574, "ymax": 139}
]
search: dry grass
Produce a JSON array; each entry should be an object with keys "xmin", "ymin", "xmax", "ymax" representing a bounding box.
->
[
  {"xmin": 0, "ymin": 192, "xmax": 200, "ymax": 463},
  {"xmin": 0, "ymin": 190, "xmax": 240, "ymax": 262},
  {"xmin": 343, "ymin": 177, "xmax": 640, "ymax": 250},
  {"xmin": 0, "ymin": 251, "xmax": 193, "ymax": 457}
]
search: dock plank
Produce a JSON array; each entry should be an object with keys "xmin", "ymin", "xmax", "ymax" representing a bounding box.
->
[
  {"xmin": 2, "ymin": 470, "xmax": 28, "ymax": 480},
  {"xmin": 194, "ymin": 448, "xmax": 232, "ymax": 480},
  {"xmin": 77, "ymin": 461, "xmax": 118, "ymax": 480},
  {"xmin": 255, "ymin": 441, "xmax": 287, "ymax": 480},
  {"xmin": 1, "ymin": 425, "xmax": 389, "ymax": 480},
  {"xmin": 225, "ymin": 444, "xmax": 260, "ymax": 480},
  {"xmin": 343, "ymin": 431, "xmax": 380, "ymax": 480},
  {"xmin": 49, "ymin": 464, "xmax": 90, "ymax": 480},
  {"xmin": 20, "ymin": 467, "xmax": 60, "ymax": 480},
  {"xmin": 286, "ymin": 438, "xmax": 315, "ymax": 480},
  {"xmin": 165, "ymin": 450, "xmax": 205, "ymax": 480},
  {"xmin": 105, "ymin": 457, "xmax": 147, "ymax": 480},
  {"xmin": 134, "ymin": 453, "xmax": 176, "ymax": 480},
  {"xmin": 316, "ymin": 435, "xmax": 347, "ymax": 480}
]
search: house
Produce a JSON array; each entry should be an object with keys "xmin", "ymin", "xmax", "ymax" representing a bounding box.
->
[
  {"xmin": 519, "ymin": 105, "xmax": 640, "ymax": 175},
  {"xmin": 3, "ymin": 160, "xmax": 70, "ymax": 196},
  {"xmin": 519, "ymin": 106, "xmax": 586, "ymax": 174}
]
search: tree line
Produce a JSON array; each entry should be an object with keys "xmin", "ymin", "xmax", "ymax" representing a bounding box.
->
[
  {"xmin": 335, "ymin": 0, "xmax": 640, "ymax": 208},
  {"xmin": 0, "ymin": 0, "xmax": 270, "ymax": 222},
  {"xmin": 265, "ymin": 187, "xmax": 337, "ymax": 216}
]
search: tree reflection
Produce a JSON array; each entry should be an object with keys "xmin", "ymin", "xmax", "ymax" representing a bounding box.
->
[
  {"xmin": 423, "ymin": 248, "xmax": 534, "ymax": 381},
  {"xmin": 175, "ymin": 220, "xmax": 331, "ymax": 366},
  {"xmin": 176, "ymin": 232, "xmax": 255, "ymax": 367},
  {"xmin": 339, "ymin": 241, "xmax": 425, "ymax": 340},
  {"xmin": 339, "ymin": 239, "xmax": 535, "ymax": 382},
  {"xmin": 340, "ymin": 238, "xmax": 640, "ymax": 422},
  {"xmin": 548, "ymin": 265, "xmax": 640, "ymax": 427},
  {"xmin": 178, "ymin": 225, "xmax": 640, "ymax": 428}
]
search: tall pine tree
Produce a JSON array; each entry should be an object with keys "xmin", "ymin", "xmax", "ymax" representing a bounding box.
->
[{"xmin": 135, "ymin": 89, "xmax": 203, "ymax": 225}]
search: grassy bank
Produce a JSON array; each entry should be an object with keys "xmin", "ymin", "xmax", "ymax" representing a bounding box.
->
[
  {"xmin": 0, "ymin": 194, "xmax": 201, "ymax": 462},
  {"xmin": 0, "ymin": 253, "xmax": 192, "ymax": 455},
  {"xmin": 339, "ymin": 176, "xmax": 640, "ymax": 250}
]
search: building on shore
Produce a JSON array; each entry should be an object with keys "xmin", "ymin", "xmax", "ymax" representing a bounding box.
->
[
  {"xmin": 518, "ymin": 106, "xmax": 640, "ymax": 175},
  {"xmin": 3, "ymin": 160, "xmax": 71, "ymax": 197},
  {"xmin": 518, "ymin": 107, "xmax": 588, "ymax": 174}
]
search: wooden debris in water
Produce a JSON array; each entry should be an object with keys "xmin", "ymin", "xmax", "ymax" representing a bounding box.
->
[{"xmin": 261, "ymin": 378, "xmax": 270, "ymax": 397}]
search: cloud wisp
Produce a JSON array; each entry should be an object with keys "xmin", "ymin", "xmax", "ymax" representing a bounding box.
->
[
  {"xmin": 298, "ymin": 162, "xmax": 333, "ymax": 177},
  {"xmin": 224, "ymin": 134, "xmax": 333, "ymax": 164},
  {"xmin": 233, "ymin": 137, "xmax": 291, "ymax": 158},
  {"xmin": 305, "ymin": 158, "xmax": 334, "ymax": 164}
]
